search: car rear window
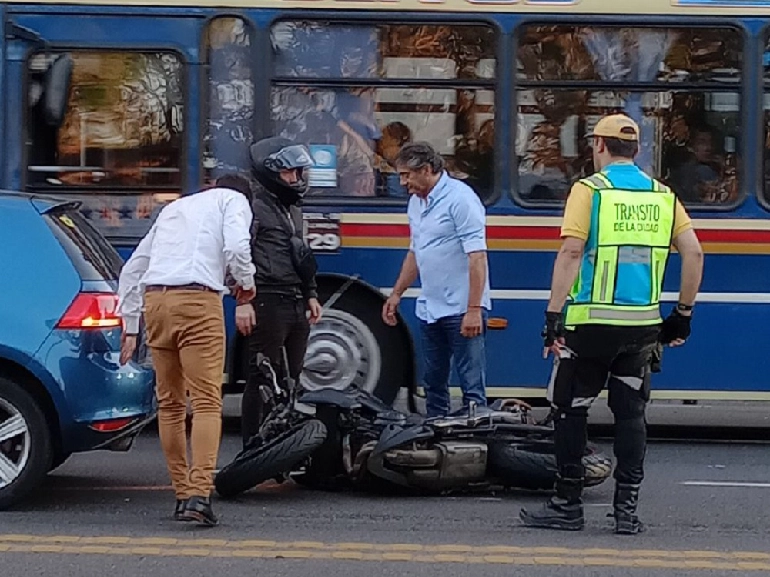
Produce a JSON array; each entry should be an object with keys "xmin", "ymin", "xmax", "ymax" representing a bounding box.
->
[{"xmin": 44, "ymin": 207, "xmax": 124, "ymax": 281}]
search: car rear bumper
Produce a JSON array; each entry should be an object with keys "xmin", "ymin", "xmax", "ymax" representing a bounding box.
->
[
  {"xmin": 34, "ymin": 327, "xmax": 157, "ymax": 454},
  {"xmin": 88, "ymin": 411, "xmax": 157, "ymax": 452}
]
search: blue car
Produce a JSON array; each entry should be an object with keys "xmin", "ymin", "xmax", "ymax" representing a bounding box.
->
[{"xmin": 0, "ymin": 191, "xmax": 156, "ymax": 509}]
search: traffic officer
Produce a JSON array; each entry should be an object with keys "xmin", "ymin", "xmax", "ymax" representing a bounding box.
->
[
  {"xmin": 236, "ymin": 137, "xmax": 324, "ymax": 446},
  {"xmin": 519, "ymin": 114, "xmax": 704, "ymax": 534}
]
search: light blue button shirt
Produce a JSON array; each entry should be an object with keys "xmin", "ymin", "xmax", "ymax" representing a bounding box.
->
[{"xmin": 407, "ymin": 171, "xmax": 491, "ymax": 323}]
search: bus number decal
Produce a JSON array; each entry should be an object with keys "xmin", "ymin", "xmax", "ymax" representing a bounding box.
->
[{"xmin": 304, "ymin": 213, "xmax": 342, "ymax": 254}]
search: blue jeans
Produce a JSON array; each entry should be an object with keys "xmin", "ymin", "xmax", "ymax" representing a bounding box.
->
[{"xmin": 419, "ymin": 313, "xmax": 487, "ymax": 418}]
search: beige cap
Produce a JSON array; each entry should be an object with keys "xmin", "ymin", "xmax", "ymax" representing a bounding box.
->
[{"xmin": 588, "ymin": 114, "xmax": 640, "ymax": 142}]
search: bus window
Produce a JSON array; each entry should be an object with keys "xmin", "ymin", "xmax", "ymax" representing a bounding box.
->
[
  {"xmin": 270, "ymin": 21, "xmax": 497, "ymax": 203},
  {"xmin": 514, "ymin": 26, "xmax": 741, "ymax": 208},
  {"xmin": 203, "ymin": 17, "xmax": 255, "ymax": 184},
  {"xmin": 27, "ymin": 51, "xmax": 185, "ymax": 190}
]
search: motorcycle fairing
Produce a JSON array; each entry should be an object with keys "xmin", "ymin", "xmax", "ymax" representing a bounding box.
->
[{"xmin": 299, "ymin": 389, "xmax": 363, "ymax": 410}]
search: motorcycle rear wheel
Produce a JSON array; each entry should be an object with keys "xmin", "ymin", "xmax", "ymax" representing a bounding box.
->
[
  {"xmin": 488, "ymin": 442, "xmax": 612, "ymax": 491},
  {"xmin": 214, "ymin": 419, "xmax": 327, "ymax": 498}
]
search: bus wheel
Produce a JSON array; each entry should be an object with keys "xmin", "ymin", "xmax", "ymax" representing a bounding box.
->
[{"xmin": 301, "ymin": 281, "xmax": 412, "ymax": 407}]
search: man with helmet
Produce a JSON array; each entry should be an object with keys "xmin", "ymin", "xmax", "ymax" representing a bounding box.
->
[{"xmin": 236, "ymin": 137, "xmax": 324, "ymax": 446}]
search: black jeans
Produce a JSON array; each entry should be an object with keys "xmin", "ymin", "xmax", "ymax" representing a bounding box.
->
[
  {"xmin": 241, "ymin": 291, "xmax": 310, "ymax": 445},
  {"xmin": 548, "ymin": 325, "xmax": 659, "ymax": 486}
]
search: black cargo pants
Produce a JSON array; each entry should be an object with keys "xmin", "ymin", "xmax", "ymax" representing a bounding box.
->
[{"xmin": 547, "ymin": 324, "xmax": 659, "ymax": 485}]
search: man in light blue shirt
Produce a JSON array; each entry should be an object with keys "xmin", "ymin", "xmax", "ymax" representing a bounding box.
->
[{"xmin": 382, "ymin": 142, "xmax": 491, "ymax": 417}]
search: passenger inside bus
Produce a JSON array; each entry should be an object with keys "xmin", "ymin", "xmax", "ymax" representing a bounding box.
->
[{"xmin": 667, "ymin": 126, "xmax": 723, "ymax": 204}]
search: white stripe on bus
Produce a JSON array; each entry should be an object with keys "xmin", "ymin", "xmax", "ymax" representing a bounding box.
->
[{"xmin": 380, "ymin": 288, "xmax": 770, "ymax": 304}]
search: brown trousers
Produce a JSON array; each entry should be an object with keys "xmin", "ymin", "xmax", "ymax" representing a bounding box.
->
[{"xmin": 143, "ymin": 289, "xmax": 225, "ymax": 499}]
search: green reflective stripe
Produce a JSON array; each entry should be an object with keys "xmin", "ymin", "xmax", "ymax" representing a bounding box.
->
[
  {"xmin": 589, "ymin": 308, "xmax": 661, "ymax": 322},
  {"xmin": 580, "ymin": 174, "xmax": 609, "ymax": 190},
  {"xmin": 651, "ymin": 179, "xmax": 660, "ymax": 192},
  {"xmin": 594, "ymin": 172, "xmax": 613, "ymax": 188},
  {"xmin": 565, "ymin": 304, "xmax": 662, "ymax": 326},
  {"xmin": 591, "ymin": 246, "xmax": 618, "ymax": 304},
  {"xmin": 651, "ymin": 247, "xmax": 669, "ymax": 303}
]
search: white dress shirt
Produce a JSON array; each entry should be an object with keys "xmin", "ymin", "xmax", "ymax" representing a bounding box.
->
[{"xmin": 117, "ymin": 186, "xmax": 256, "ymax": 334}]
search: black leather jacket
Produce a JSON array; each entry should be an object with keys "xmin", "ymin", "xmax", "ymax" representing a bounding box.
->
[{"xmin": 249, "ymin": 184, "xmax": 317, "ymax": 300}]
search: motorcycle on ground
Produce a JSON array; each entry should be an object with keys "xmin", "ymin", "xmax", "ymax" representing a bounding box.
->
[{"xmin": 213, "ymin": 349, "xmax": 613, "ymax": 499}]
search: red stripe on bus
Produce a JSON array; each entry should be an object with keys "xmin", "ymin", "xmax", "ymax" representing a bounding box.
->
[{"xmin": 341, "ymin": 223, "xmax": 770, "ymax": 244}]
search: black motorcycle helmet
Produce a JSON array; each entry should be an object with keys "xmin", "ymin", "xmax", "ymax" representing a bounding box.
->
[{"xmin": 249, "ymin": 137, "xmax": 314, "ymax": 206}]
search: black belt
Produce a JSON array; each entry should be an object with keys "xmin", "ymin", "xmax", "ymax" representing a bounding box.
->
[{"xmin": 145, "ymin": 283, "xmax": 217, "ymax": 293}]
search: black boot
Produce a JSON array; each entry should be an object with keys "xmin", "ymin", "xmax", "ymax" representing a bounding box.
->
[
  {"xmin": 520, "ymin": 476, "xmax": 585, "ymax": 531},
  {"xmin": 612, "ymin": 482, "xmax": 644, "ymax": 535}
]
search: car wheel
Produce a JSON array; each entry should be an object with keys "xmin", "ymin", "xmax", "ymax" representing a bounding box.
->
[{"xmin": 0, "ymin": 376, "xmax": 53, "ymax": 510}]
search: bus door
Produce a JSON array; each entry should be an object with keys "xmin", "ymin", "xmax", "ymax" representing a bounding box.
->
[{"xmin": 4, "ymin": 9, "xmax": 202, "ymax": 253}]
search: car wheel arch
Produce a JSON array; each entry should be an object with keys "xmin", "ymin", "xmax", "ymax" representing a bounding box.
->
[{"xmin": 0, "ymin": 357, "xmax": 63, "ymax": 464}]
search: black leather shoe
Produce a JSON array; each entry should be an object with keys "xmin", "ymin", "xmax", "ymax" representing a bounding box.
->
[
  {"xmin": 173, "ymin": 499, "xmax": 188, "ymax": 521},
  {"xmin": 180, "ymin": 496, "xmax": 219, "ymax": 527}
]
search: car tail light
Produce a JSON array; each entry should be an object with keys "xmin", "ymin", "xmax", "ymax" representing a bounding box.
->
[
  {"xmin": 56, "ymin": 293, "xmax": 122, "ymax": 329},
  {"xmin": 89, "ymin": 418, "xmax": 133, "ymax": 432}
]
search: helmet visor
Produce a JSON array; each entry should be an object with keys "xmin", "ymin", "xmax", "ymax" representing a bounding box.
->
[{"xmin": 265, "ymin": 144, "xmax": 314, "ymax": 172}]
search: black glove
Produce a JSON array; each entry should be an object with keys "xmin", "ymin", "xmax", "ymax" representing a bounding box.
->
[
  {"xmin": 542, "ymin": 311, "xmax": 565, "ymax": 349},
  {"xmin": 658, "ymin": 307, "xmax": 691, "ymax": 344}
]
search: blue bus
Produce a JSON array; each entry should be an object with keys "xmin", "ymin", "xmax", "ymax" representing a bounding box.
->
[{"xmin": 3, "ymin": 0, "xmax": 770, "ymax": 412}]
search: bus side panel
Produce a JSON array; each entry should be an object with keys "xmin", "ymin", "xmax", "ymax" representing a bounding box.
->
[{"xmin": 317, "ymin": 246, "xmax": 770, "ymax": 397}]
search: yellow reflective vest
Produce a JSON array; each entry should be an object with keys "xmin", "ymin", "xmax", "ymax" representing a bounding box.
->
[{"xmin": 564, "ymin": 171, "xmax": 676, "ymax": 328}]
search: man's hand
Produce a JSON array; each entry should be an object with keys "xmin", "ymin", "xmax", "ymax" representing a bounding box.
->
[
  {"xmin": 235, "ymin": 285, "xmax": 256, "ymax": 305},
  {"xmin": 235, "ymin": 303, "xmax": 257, "ymax": 336},
  {"xmin": 120, "ymin": 333, "xmax": 137, "ymax": 365},
  {"xmin": 542, "ymin": 310, "xmax": 565, "ymax": 359},
  {"xmin": 659, "ymin": 307, "xmax": 691, "ymax": 347},
  {"xmin": 461, "ymin": 307, "xmax": 483, "ymax": 338},
  {"xmin": 308, "ymin": 298, "xmax": 323, "ymax": 325},
  {"xmin": 382, "ymin": 294, "xmax": 401, "ymax": 326}
]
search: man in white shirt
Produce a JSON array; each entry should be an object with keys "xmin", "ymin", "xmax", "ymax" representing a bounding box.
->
[{"xmin": 117, "ymin": 174, "xmax": 256, "ymax": 527}]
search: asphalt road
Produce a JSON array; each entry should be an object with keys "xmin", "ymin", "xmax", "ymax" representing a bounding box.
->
[{"xmin": 1, "ymin": 428, "xmax": 769, "ymax": 577}]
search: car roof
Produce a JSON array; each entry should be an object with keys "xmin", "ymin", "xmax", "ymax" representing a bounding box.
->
[{"xmin": 0, "ymin": 189, "xmax": 81, "ymax": 213}]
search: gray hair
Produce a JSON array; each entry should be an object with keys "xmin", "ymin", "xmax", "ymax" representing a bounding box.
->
[{"xmin": 394, "ymin": 142, "xmax": 445, "ymax": 173}]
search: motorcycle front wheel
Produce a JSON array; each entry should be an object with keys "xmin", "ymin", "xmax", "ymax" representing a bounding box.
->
[
  {"xmin": 488, "ymin": 442, "xmax": 612, "ymax": 491},
  {"xmin": 214, "ymin": 419, "xmax": 327, "ymax": 498}
]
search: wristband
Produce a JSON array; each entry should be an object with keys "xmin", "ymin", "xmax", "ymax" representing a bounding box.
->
[{"xmin": 676, "ymin": 303, "xmax": 693, "ymax": 313}]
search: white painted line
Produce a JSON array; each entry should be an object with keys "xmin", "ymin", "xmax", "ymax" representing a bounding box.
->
[
  {"xmin": 380, "ymin": 288, "xmax": 770, "ymax": 304},
  {"xmin": 680, "ymin": 481, "xmax": 770, "ymax": 488}
]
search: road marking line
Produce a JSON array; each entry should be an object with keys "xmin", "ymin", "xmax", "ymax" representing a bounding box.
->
[
  {"xmin": 1, "ymin": 533, "xmax": 770, "ymax": 571},
  {"xmin": 1, "ymin": 543, "xmax": 769, "ymax": 571},
  {"xmin": 681, "ymin": 481, "xmax": 770, "ymax": 488}
]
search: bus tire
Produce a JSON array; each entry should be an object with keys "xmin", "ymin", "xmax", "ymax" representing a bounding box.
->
[
  {"xmin": 303, "ymin": 277, "xmax": 413, "ymax": 407},
  {"xmin": 487, "ymin": 442, "xmax": 612, "ymax": 491},
  {"xmin": 214, "ymin": 419, "xmax": 327, "ymax": 499}
]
